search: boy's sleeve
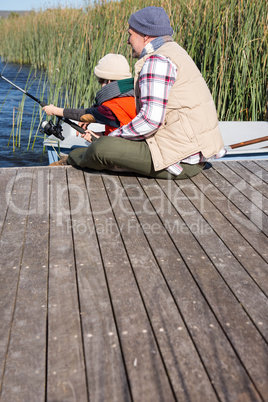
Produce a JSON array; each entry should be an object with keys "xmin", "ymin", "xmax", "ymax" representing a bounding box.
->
[
  {"xmin": 63, "ymin": 105, "xmax": 119, "ymax": 127},
  {"xmin": 63, "ymin": 108, "xmax": 89, "ymax": 121}
]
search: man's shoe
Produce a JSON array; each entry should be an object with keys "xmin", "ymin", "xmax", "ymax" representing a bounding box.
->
[{"xmin": 49, "ymin": 156, "xmax": 68, "ymax": 166}]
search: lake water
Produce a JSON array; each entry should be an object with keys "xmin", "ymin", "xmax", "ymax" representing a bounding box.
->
[{"xmin": 0, "ymin": 59, "xmax": 49, "ymax": 168}]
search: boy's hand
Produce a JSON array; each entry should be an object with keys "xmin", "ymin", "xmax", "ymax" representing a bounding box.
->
[
  {"xmin": 42, "ymin": 104, "xmax": 55, "ymax": 115},
  {"xmin": 81, "ymin": 129, "xmax": 101, "ymax": 143},
  {"xmin": 76, "ymin": 122, "xmax": 89, "ymax": 137}
]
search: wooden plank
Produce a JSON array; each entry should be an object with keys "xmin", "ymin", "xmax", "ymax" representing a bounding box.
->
[
  {"xmin": 254, "ymin": 160, "xmax": 268, "ymax": 173},
  {"xmin": 168, "ymin": 172, "xmax": 268, "ymax": 338},
  {"xmin": 120, "ymin": 175, "xmax": 262, "ymax": 401},
  {"xmin": 200, "ymin": 165, "xmax": 268, "ymax": 286},
  {"xmin": 211, "ymin": 162, "xmax": 268, "ymax": 236},
  {"xmin": 186, "ymin": 172, "xmax": 268, "ymax": 339},
  {"xmin": 46, "ymin": 166, "xmax": 88, "ymax": 401},
  {"xmin": 102, "ymin": 174, "xmax": 219, "ymax": 401},
  {"xmin": 238, "ymin": 160, "xmax": 268, "ymax": 183},
  {"xmin": 85, "ymin": 174, "xmax": 175, "ymax": 402},
  {"xmin": 0, "ymin": 168, "xmax": 49, "ymax": 401},
  {"xmin": 0, "ymin": 168, "xmax": 17, "ymax": 235},
  {"xmin": 1, "ymin": 163, "xmax": 267, "ymax": 401},
  {"xmin": 165, "ymin": 176, "xmax": 268, "ymax": 398},
  {"xmin": 0, "ymin": 168, "xmax": 34, "ymax": 396},
  {"xmin": 66, "ymin": 168, "xmax": 131, "ymax": 402},
  {"xmin": 219, "ymin": 160, "xmax": 268, "ymax": 198}
]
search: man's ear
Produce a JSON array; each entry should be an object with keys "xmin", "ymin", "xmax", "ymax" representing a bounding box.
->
[
  {"xmin": 144, "ymin": 35, "xmax": 150, "ymax": 43},
  {"xmin": 144, "ymin": 36, "xmax": 157, "ymax": 46}
]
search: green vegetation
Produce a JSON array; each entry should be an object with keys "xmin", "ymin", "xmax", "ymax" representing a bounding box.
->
[{"xmin": 0, "ymin": 0, "xmax": 267, "ymax": 128}]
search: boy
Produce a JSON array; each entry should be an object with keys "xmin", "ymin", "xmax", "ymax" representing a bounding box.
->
[{"xmin": 43, "ymin": 53, "xmax": 136, "ymax": 143}]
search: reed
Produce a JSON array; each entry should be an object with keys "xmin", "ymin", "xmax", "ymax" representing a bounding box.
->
[{"xmin": 0, "ymin": 0, "xmax": 267, "ymax": 149}]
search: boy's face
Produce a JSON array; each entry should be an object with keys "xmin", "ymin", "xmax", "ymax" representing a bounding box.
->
[{"xmin": 127, "ymin": 28, "xmax": 146, "ymax": 58}]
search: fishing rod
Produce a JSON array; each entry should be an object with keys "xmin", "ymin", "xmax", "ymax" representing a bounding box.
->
[
  {"xmin": 229, "ymin": 135, "xmax": 268, "ymax": 149},
  {"xmin": 0, "ymin": 72, "xmax": 93, "ymax": 141}
]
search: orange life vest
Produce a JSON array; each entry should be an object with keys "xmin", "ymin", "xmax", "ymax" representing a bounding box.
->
[{"xmin": 102, "ymin": 97, "xmax": 136, "ymax": 135}]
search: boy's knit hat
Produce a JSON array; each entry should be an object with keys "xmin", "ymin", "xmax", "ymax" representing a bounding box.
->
[
  {"xmin": 128, "ymin": 7, "xmax": 173, "ymax": 37},
  {"xmin": 94, "ymin": 54, "xmax": 132, "ymax": 80}
]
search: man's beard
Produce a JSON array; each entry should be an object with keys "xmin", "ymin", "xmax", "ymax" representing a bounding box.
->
[{"xmin": 132, "ymin": 49, "xmax": 140, "ymax": 58}]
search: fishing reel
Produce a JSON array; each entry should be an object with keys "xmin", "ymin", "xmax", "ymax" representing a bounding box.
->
[{"xmin": 39, "ymin": 117, "xmax": 65, "ymax": 141}]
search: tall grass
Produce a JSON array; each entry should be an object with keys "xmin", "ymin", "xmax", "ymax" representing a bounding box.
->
[{"xmin": 0, "ymin": 0, "xmax": 267, "ymax": 140}]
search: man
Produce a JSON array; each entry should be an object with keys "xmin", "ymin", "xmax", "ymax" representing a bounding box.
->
[{"xmin": 67, "ymin": 6, "xmax": 225, "ymax": 179}]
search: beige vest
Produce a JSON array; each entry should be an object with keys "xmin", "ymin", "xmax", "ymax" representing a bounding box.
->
[{"xmin": 134, "ymin": 41, "xmax": 224, "ymax": 171}]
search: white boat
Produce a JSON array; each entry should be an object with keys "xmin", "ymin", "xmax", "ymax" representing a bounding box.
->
[{"xmin": 44, "ymin": 121, "xmax": 268, "ymax": 165}]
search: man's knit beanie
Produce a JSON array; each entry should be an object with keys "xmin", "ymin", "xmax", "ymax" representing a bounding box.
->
[
  {"xmin": 94, "ymin": 54, "xmax": 132, "ymax": 80},
  {"xmin": 128, "ymin": 7, "xmax": 173, "ymax": 37}
]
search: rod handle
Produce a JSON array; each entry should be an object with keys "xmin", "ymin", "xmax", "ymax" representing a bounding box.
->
[{"xmin": 62, "ymin": 117, "xmax": 97, "ymax": 142}]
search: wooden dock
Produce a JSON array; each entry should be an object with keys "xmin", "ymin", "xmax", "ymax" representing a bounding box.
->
[{"xmin": 0, "ymin": 160, "xmax": 268, "ymax": 402}]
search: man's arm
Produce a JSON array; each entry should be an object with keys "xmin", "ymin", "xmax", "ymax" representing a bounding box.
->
[{"xmin": 108, "ymin": 55, "xmax": 177, "ymax": 140}]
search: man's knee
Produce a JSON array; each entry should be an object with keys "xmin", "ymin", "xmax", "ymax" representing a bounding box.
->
[
  {"xmin": 67, "ymin": 139, "xmax": 109, "ymax": 169},
  {"xmin": 89, "ymin": 136, "xmax": 114, "ymax": 164},
  {"xmin": 84, "ymin": 136, "xmax": 126, "ymax": 170},
  {"xmin": 89, "ymin": 136, "xmax": 107, "ymax": 158}
]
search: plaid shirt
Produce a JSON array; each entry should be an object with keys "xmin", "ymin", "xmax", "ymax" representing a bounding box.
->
[
  {"xmin": 109, "ymin": 40, "xmax": 226, "ymax": 175},
  {"xmin": 109, "ymin": 54, "xmax": 176, "ymax": 140}
]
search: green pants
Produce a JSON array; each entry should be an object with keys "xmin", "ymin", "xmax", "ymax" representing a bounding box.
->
[{"xmin": 67, "ymin": 136, "xmax": 204, "ymax": 180}]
